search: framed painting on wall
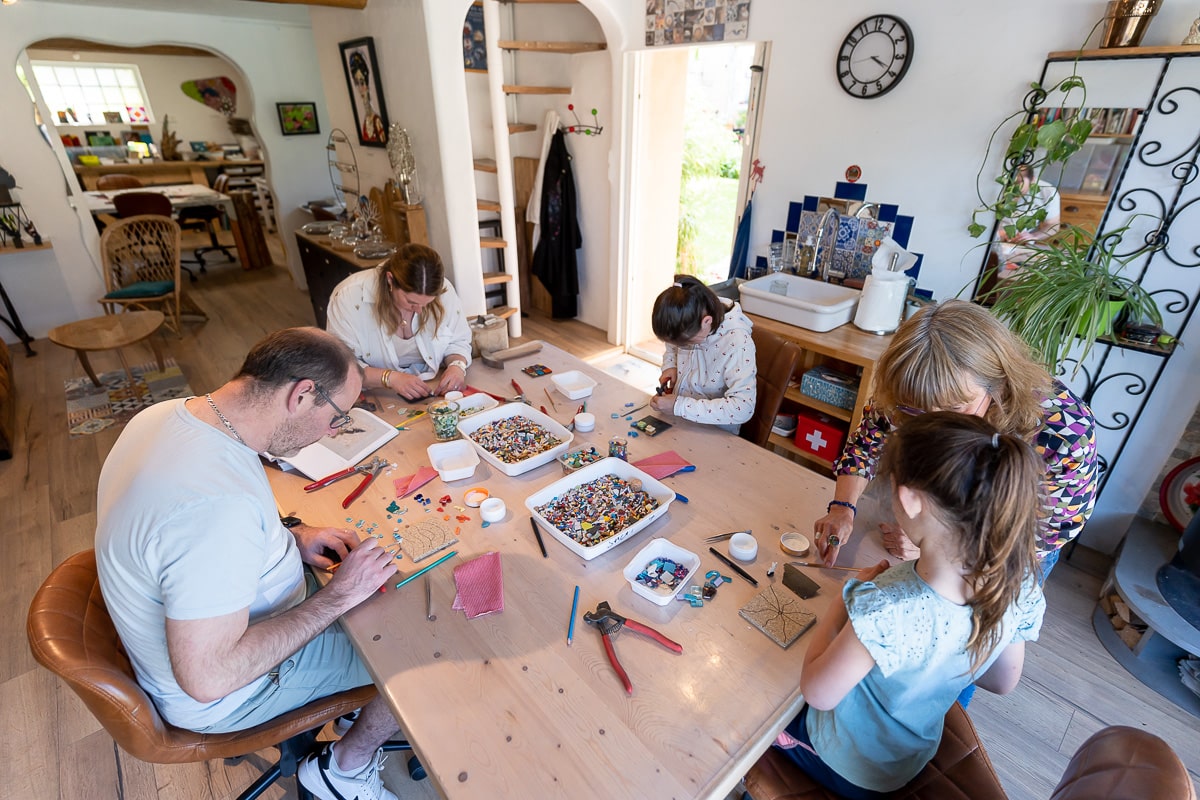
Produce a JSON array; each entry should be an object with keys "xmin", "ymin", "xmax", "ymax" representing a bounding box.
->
[
  {"xmin": 276, "ymin": 102, "xmax": 320, "ymax": 136},
  {"xmin": 338, "ymin": 37, "xmax": 389, "ymax": 148}
]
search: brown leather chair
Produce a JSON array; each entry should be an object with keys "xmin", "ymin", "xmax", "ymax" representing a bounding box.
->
[
  {"xmin": 743, "ymin": 702, "xmax": 1007, "ymax": 800},
  {"xmin": 26, "ymin": 549, "xmax": 413, "ymax": 800},
  {"xmin": 740, "ymin": 326, "xmax": 803, "ymax": 448},
  {"xmin": 1049, "ymin": 725, "xmax": 1195, "ymax": 800}
]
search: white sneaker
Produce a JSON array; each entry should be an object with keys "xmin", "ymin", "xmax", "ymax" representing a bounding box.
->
[
  {"xmin": 331, "ymin": 708, "xmax": 361, "ymax": 737},
  {"xmin": 298, "ymin": 743, "xmax": 398, "ymax": 800}
]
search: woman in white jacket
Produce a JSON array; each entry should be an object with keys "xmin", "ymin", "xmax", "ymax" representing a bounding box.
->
[
  {"xmin": 650, "ymin": 275, "xmax": 757, "ymax": 433},
  {"xmin": 326, "ymin": 244, "xmax": 472, "ymax": 400}
]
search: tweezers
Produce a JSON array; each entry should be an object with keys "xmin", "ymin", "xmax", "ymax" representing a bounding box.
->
[{"xmin": 704, "ymin": 529, "xmax": 751, "ymax": 543}]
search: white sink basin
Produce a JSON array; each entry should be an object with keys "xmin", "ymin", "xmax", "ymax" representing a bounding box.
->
[{"xmin": 739, "ymin": 274, "xmax": 861, "ymax": 332}]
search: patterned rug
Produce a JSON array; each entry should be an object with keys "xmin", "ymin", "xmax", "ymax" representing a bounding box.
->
[{"xmin": 65, "ymin": 358, "xmax": 193, "ymax": 437}]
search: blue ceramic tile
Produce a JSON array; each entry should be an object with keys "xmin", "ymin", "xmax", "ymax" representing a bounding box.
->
[
  {"xmin": 834, "ymin": 182, "xmax": 867, "ymax": 201},
  {"xmin": 892, "ymin": 215, "xmax": 913, "ymax": 248},
  {"xmin": 755, "ymin": 255, "xmax": 768, "ymax": 268},
  {"xmin": 787, "ymin": 201, "xmax": 803, "ymax": 233},
  {"xmin": 906, "ymin": 254, "xmax": 923, "ymax": 280},
  {"xmin": 836, "ymin": 217, "xmax": 859, "ymax": 250},
  {"xmin": 798, "ymin": 211, "xmax": 818, "ymax": 242},
  {"xmin": 771, "ymin": 228, "xmax": 784, "ymax": 243},
  {"xmin": 803, "ymin": 195, "xmax": 819, "ymax": 212},
  {"xmin": 878, "ymin": 204, "xmax": 899, "ymax": 223}
]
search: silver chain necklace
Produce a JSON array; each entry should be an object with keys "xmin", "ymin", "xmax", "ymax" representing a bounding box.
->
[{"xmin": 205, "ymin": 394, "xmax": 245, "ymax": 444}]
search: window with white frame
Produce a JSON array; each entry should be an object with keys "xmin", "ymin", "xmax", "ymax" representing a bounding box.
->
[{"xmin": 30, "ymin": 60, "xmax": 154, "ymax": 127}]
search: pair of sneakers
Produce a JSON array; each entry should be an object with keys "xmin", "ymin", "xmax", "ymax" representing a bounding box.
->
[{"xmin": 298, "ymin": 742, "xmax": 397, "ymax": 800}]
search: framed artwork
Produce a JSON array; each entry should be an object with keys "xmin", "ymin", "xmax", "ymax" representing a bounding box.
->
[
  {"xmin": 276, "ymin": 102, "xmax": 320, "ymax": 136},
  {"xmin": 463, "ymin": 3, "xmax": 487, "ymax": 71},
  {"xmin": 338, "ymin": 37, "xmax": 390, "ymax": 148}
]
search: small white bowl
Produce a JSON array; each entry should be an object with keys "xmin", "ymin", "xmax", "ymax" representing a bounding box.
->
[
  {"xmin": 480, "ymin": 497, "xmax": 507, "ymax": 523},
  {"xmin": 729, "ymin": 532, "xmax": 759, "ymax": 562},
  {"xmin": 573, "ymin": 412, "xmax": 595, "ymax": 432},
  {"xmin": 427, "ymin": 440, "xmax": 480, "ymax": 482},
  {"xmin": 623, "ymin": 537, "xmax": 700, "ymax": 606},
  {"xmin": 551, "ymin": 370, "xmax": 598, "ymax": 400}
]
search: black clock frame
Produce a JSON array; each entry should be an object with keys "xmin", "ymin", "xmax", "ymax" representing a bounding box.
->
[{"xmin": 836, "ymin": 15, "xmax": 913, "ymax": 99}]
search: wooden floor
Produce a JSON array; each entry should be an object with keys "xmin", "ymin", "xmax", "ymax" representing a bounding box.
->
[{"xmin": 1, "ymin": 250, "xmax": 1196, "ymax": 799}]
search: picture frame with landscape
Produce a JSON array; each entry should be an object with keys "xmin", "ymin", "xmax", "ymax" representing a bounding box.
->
[{"xmin": 276, "ymin": 102, "xmax": 320, "ymax": 136}]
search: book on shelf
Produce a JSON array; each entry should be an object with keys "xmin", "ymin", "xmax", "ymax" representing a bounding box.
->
[{"xmin": 1081, "ymin": 143, "xmax": 1122, "ymax": 195}]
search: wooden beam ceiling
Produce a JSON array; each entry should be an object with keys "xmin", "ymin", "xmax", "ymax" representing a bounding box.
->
[
  {"xmin": 243, "ymin": 0, "xmax": 367, "ymax": 8},
  {"xmin": 29, "ymin": 38, "xmax": 215, "ymax": 57}
]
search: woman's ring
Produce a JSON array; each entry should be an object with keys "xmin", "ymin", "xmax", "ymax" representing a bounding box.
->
[{"xmin": 827, "ymin": 534, "xmax": 840, "ymax": 548}]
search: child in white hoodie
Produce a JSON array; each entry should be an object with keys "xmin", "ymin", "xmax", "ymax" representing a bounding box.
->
[{"xmin": 651, "ymin": 275, "xmax": 757, "ymax": 433}]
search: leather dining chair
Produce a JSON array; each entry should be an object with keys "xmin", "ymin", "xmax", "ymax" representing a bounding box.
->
[
  {"xmin": 26, "ymin": 549, "xmax": 419, "ymax": 800},
  {"xmin": 740, "ymin": 326, "xmax": 803, "ymax": 448}
]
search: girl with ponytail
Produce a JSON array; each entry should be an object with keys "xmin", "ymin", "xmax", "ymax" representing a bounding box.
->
[
  {"xmin": 649, "ymin": 275, "xmax": 757, "ymax": 433},
  {"xmin": 773, "ymin": 412, "xmax": 1046, "ymax": 798}
]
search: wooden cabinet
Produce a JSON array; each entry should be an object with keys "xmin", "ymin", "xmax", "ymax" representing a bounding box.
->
[
  {"xmin": 746, "ymin": 313, "xmax": 892, "ymax": 473},
  {"xmin": 1059, "ymin": 191, "xmax": 1108, "ymax": 235},
  {"xmin": 295, "ymin": 232, "xmax": 388, "ymax": 328}
]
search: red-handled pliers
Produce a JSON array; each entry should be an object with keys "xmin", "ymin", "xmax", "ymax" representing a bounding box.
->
[
  {"xmin": 303, "ymin": 456, "xmax": 388, "ymax": 509},
  {"xmin": 583, "ymin": 601, "xmax": 683, "ymax": 695}
]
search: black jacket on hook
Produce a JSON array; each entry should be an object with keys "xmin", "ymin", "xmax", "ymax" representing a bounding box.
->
[{"xmin": 532, "ymin": 129, "xmax": 581, "ymax": 319}]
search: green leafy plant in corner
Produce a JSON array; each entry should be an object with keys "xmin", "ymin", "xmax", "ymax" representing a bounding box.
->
[{"xmin": 978, "ymin": 224, "xmax": 1163, "ymax": 376}]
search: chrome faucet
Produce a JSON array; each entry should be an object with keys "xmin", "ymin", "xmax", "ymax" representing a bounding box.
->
[{"xmin": 811, "ymin": 207, "xmax": 842, "ymax": 282}]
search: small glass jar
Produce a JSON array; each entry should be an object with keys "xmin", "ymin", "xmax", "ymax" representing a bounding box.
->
[
  {"xmin": 429, "ymin": 400, "xmax": 461, "ymax": 441},
  {"xmin": 608, "ymin": 437, "xmax": 628, "ymax": 461}
]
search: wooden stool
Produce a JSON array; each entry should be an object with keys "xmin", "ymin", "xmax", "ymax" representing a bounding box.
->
[{"xmin": 48, "ymin": 310, "xmax": 166, "ymax": 393}]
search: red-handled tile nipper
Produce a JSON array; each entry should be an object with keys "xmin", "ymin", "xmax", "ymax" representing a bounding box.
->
[
  {"xmin": 583, "ymin": 601, "xmax": 683, "ymax": 695},
  {"xmin": 303, "ymin": 455, "xmax": 388, "ymax": 509}
]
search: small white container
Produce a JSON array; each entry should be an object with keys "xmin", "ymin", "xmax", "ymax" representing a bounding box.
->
[
  {"xmin": 574, "ymin": 412, "xmax": 595, "ymax": 432},
  {"xmin": 623, "ymin": 537, "xmax": 701, "ymax": 606},
  {"xmin": 729, "ymin": 532, "xmax": 759, "ymax": 562},
  {"xmin": 455, "ymin": 392, "xmax": 499, "ymax": 419},
  {"xmin": 444, "ymin": 390, "xmax": 465, "ymax": 403},
  {"xmin": 426, "ymin": 439, "xmax": 480, "ymax": 482},
  {"xmin": 550, "ymin": 370, "xmax": 598, "ymax": 400},
  {"xmin": 479, "ymin": 497, "xmax": 507, "ymax": 523}
]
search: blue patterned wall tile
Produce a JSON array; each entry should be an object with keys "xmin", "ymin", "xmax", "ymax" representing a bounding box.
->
[
  {"xmin": 798, "ymin": 211, "xmax": 818, "ymax": 242},
  {"xmin": 836, "ymin": 217, "xmax": 859, "ymax": 249}
]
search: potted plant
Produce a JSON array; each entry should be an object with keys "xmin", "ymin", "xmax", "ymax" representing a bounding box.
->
[{"xmin": 978, "ymin": 223, "xmax": 1163, "ymax": 375}]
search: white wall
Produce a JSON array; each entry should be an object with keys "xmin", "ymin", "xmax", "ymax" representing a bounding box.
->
[
  {"xmin": 26, "ymin": 47, "xmax": 246, "ymax": 148},
  {"xmin": 0, "ymin": 0, "xmax": 331, "ymax": 343}
]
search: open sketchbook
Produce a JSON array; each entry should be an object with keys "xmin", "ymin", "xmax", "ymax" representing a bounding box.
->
[{"xmin": 269, "ymin": 407, "xmax": 397, "ymax": 480}]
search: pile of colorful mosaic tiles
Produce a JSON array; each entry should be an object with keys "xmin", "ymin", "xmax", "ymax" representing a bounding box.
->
[
  {"xmin": 469, "ymin": 415, "xmax": 563, "ymax": 464},
  {"xmin": 534, "ymin": 474, "xmax": 659, "ymax": 547},
  {"xmin": 635, "ymin": 556, "xmax": 691, "ymax": 596},
  {"xmin": 558, "ymin": 445, "xmax": 605, "ymax": 473}
]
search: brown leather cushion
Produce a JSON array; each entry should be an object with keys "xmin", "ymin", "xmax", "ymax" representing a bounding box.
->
[
  {"xmin": 740, "ymin": 326, "xmax": 802, "ymax": 448},
  {"xmin": 0, "ymin": 336, "xmax": 13, "ymax": 459},
  {"xmin": 27, "ymin": 549, "xmax": 376, "ymax": 764},
  {"xmin": 743, "ymin": 702, "xmax": 1006, "ymax": 800},
  {"xmin": 1050, "ymin": 725, "xmax": 1196, "ymax": 800}
]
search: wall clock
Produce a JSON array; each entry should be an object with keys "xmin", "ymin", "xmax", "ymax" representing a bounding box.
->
[{"xmin": 836, "ymin": 14, "xmax": 913, "ymax": 99}]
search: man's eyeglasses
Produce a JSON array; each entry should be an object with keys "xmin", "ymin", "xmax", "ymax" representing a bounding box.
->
[{"xmin": 310, "ymin": 382, "xmax": 354, "ymax": 429}]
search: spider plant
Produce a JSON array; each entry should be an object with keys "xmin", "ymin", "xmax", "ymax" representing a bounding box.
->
[{"xmin": 979, "ymin": 223, "xmax": 1162, "ymax": 375}]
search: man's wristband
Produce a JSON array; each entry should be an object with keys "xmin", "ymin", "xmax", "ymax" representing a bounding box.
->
[{"xmin": 827, "ymin": 500, "xmax": 856, "ymax": 516}]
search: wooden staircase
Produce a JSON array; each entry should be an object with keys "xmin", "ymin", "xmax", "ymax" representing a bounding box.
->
[{"xmin": 467, "ymin": 0, "xmax": 606, "ymax": 330}]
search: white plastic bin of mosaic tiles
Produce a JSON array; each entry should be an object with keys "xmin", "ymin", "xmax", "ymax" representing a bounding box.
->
[
  {"xmin": 622, "ymin": 537, "xmax": 700, "ymax": 606},
  {"xmin": 457, "ymin": 402, "xmax": 574, "ymax": 477},
  {"xmin": 455, "ymin": 391, "xmax": 499, "ymax": 419},
  {"xmin": 524, "ymin": 457, "xmax": 675, "ymax": 561}
]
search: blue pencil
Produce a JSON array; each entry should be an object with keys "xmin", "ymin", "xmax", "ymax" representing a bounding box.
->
[
  {"xmin": 567, "ymin": 585, "xmax": 580, "ymax": 646},
  {"xmin": 675, "ymin": 492, "xmax": 690, "ymax": 503},
  {"xmin": 394, "ymin": 550, "xmax": 457, "ymax": 589}
]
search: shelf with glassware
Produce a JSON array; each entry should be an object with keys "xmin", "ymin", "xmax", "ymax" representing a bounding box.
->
[{"xmin": 746, "ymin": 312, "xmax": 893, "ymax": 474}]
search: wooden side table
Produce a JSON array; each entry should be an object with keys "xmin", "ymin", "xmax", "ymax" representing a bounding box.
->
[{"xmin": 48, "ymin": 311, "xmax": 166, "ymax": 391}]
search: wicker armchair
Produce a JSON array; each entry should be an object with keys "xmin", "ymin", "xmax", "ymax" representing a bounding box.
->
[{"xmin": 99, "ymin": 215, "xmax": 184, "ymax": 336}]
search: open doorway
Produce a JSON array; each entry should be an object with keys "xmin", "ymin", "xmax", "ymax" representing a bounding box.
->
[{"xmin": 624, "ymin": 41, "xmax": 765, "ymax": 367}]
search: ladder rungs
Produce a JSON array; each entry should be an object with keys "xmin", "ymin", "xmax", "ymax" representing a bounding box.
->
[
  {"xmin": 473, "ymin": 158, "xmax": 497, "ymax": 173},
  {"xmin": 483, "ymin": 273, "xmax": 514, "ymax": 285},
  {"xmin": 490, "ymin": 305, "xmax": 518, "ymax": 319},
  {"xmin": 508, "ymin": 123, "xmax": 538, "ymax": 134},
  {"xmin": 503, "ymin": 84, "xmax": 571, "ymax": 95},
  {"xmin": 480, "ymin": 236, "xmax": 507, "ymax": 248},
  {"xmin": 477, "ymin": 199, "xmax": 502, "ymax": 212},
  {"xmin": 502, "ymin": 0, "xmax": 580, "ymax": 3},
  {"xmin": 499, "ymin": 40, "xmax": 607, "ymax": 53}
]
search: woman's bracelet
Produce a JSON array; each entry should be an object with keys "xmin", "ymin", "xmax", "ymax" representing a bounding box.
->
[
  {"xmin": 380, "ymin": 369, "xmax": 392, "ymax": 389},
  {"xmin": 827, "ymin": 500, "xmax": 857, "ymax": 516},
  {"xmin": 446, "ymin": 360, "xmax": 467, "ymax": 372}
]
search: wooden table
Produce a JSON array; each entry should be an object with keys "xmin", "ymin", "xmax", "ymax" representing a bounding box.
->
[
  {"xmin": 47, "ymin": 310, "xmax": 165, "ymax": 389},
  {"xmin": 267, "ymin": 343, "xmax": 890, "ymax": 799},
  {"xmin": 73, "ymin": 160, "xmax": 264, "ymax": 190},
  {"xmin": 81, "ymin": 185, "xmax": 233, "ymax": 216}
]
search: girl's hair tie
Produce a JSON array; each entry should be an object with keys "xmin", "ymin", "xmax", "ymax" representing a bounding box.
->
[
  {"xmin": 673, "ymin": 281, "xmax": 684, "ymax": 287},
  {"xmin": 991, "ymin": 432, "xmax": 1000, "ymax": 448}
]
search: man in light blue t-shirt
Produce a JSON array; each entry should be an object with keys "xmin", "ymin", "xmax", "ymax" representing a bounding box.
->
[{"xmin": 97, "ymin": 327, "xmax": 402, "ymax": 800}]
